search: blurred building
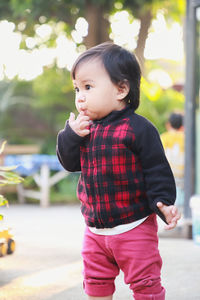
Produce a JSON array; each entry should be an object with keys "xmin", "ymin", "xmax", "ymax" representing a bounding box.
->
[{"xmin": 184, "ymin": 0, "xmax": 200, "ymax": 219}]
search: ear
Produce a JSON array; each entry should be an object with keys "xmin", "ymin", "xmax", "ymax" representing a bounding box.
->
[{"xmin": 116, "ymin": 80, "xmax": 130, "ymax": 100}]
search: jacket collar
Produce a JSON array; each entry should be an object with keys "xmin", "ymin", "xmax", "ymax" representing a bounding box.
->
[{"xmin": 93, "ymin": 105, "xmax": 133, "ymax": 125}]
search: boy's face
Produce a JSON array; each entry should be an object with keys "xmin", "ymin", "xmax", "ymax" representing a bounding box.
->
[{"xmin": 73, "ymin": 58, "xmax": 127, "ymax": 121}]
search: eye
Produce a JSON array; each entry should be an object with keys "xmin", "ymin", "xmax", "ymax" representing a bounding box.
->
[
  {"xmin": 74, "ymin": 87, "xmax": 79, "ymax": 93},
  {"xmin": 85, "ymin": 84, "xmax": 91, "ymax": 90}
]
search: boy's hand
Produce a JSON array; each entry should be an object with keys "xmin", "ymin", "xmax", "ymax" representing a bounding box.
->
[
  {"xmin": 69, "ymin": 111, "xmax": 91, "ymax": 137},
  {"xmin": 157, "ymin": 202, "xmax": 181, "ymax": 230}
]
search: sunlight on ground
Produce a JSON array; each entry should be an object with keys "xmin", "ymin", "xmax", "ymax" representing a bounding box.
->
[
  {"xmin": 22, "ymin": 260, "xmax": 82, "ymax": 287},
  {"xmin": 0, "ymin": 260, "xmax": 83, "ymax": 300}
]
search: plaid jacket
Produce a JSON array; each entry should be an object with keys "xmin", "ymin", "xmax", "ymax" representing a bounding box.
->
[{"xmin": 57, "ymin": 106, "xmax": 176, "ymax": 228}]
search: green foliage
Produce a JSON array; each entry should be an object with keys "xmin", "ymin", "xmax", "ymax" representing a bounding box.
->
[
  {"xmin": 137, "ymin": 78, "xmax": 184, "ymax": 133},
  {"xmin": 0, "ymin": 0, "xmax": 186, "ymax": 206},
  {"xmin": 120, "ymin": 0, "xmax": 158, "ymax": 15},
  {"xmin": 0, "ymin": 0, "xmax": 185, "ymax": 34},
  {"xmin": 0, "ymin": 68, "xmax": 75, "ymax": 152},
  {"xmin": 32, "ymin": 67, "xmax": 76, "ymax": 153},
  {"xmin": 0, "ymin": 0, "xmax": 185, "ymax": 155},
  {"xmin": 0, "ymin": 0, "xmax": 81, "ymax": 28},
  {"xmin": 0, "ymin": 81, "xmax": 29, "ymax": 113},
  {"xmin": 0, "ymin": 141, "xmax": 23, "ymax": 219},
  {"xmin": 0, "ymin": 80, "xmax": 37, "ymax": 143},
  {"xmin": 160, "ymin": 0, "xmax": 185, "ymax": 22},
  {"xmin": 33, "ymin": 67, "xmax": 73, "ymax": 109},
  {"xmin": 1, "ymin": 73, "xmax": 185, "ymax": 154},
  {"xmin": 51, "ymin": 173, "xmax": 79, "ymax": 204},
  {"xmin": 0, "ymin": 80, "xmax": 35, "ymax": 141}
]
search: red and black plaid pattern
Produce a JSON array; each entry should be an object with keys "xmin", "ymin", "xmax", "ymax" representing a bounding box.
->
[
  {"xmin": 57, "ymin": 106, "xmax": 176, "ymax": 227},
  {"xmin": 78, "ymin": 118, "xmax": 152, "ymax": 228}
]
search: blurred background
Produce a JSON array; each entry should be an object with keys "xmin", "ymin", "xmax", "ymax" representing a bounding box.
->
[
  {"xmin": 1, "ymin": 1, "xmax": 200, "ymax": 299},
  {"xmin": 0, "ymin": 0, "xmax": 186, "ymax": 205}
]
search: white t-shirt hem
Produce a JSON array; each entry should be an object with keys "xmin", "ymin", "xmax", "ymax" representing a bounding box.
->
[{"xmin": 88, "ymin": 217, "xmax": 147, "ymax": 236}]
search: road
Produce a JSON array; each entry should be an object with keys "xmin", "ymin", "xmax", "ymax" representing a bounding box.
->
[{"xmin": 0, "ymin": 204, "xmax": 200, "ymax": 300}]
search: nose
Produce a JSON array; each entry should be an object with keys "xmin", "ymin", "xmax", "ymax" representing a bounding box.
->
[
  {"xmin": 76, "ymin": 92, "xmax": 86, "ymax": 102},
  {"xmin": 77, "ymin": 96, "xmax": 85, "ymax": 103},
  {"xmin": 76, "ymin": 94, "xmax": 87, "ymax": 112}
]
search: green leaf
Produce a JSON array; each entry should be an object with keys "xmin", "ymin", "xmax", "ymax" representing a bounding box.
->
[
  {"xmin": 0, "ymin": 195, "xmax": 8, "ymax": 207},
  {"xmin": 0, "ymin": 140, "xmax": 7, "ymax": 155},
  {"xmin": 0, "ymin": 166, "xmax": 18, "ymax": 172},
  {"xmin": 0, "ymin": 170, "xmax": 23, "ymax": 186},
  {"xmin": 0, "ymin": 171, "xmax": 18, "ymax": 178}
]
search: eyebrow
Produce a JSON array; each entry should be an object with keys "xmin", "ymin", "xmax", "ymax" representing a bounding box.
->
[
  {"xmin": 73, "ymin": 79, "xmax": 94, "ymax": 84},
  {"xmin": 81, "ymin": 79, "xmax": 95, "ymax": 84}
]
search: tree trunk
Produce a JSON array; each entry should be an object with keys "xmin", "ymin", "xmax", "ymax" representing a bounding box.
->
[
  {"xmin": 84, "ymin": 0, "xmax": 110, "ymax": 48},
  {"xmin": 135, "ymin": 10, "xmax": 152, "ymax": 75}
]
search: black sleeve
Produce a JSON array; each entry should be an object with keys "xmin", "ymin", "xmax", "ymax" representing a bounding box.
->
[
  {"xmin": 133, "ymin": 115, "xmax": 176, "ymax": 223},
  {"xmin": 56, "ymin": 121, "xmax": 85, "ymax": 172}
]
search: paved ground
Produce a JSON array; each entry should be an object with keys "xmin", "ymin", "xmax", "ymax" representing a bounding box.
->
[{"xmin": 0, "ymin": 204, "xmax": 200, "ymax": 300}]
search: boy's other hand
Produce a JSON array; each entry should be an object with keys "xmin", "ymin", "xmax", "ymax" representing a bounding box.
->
[
  {"xmin": 69, "ymin": 111, "xmax": 91, "ymax": 137},
  {"xmin": 157, "ymin": 202, "xmax": 181, "ymax": 230}
]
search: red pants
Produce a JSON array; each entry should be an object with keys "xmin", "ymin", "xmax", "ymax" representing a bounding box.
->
[{"xmin": 82, "ymin": 214, "xmax": 165, "ymax": 299}]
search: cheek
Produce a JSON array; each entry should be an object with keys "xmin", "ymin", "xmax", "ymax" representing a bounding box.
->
[
  {"xmin": 87, "ymin": 101, "xmax": 98, "ymax": 112},
  {"xmin": 75, "ymin": 99, "xmax": 80, "ymax": 112}
]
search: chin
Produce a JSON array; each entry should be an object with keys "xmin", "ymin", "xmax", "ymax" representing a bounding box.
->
[{"xmin": 87, "ymin": 112, "xmax": 97, "ymax": 120}]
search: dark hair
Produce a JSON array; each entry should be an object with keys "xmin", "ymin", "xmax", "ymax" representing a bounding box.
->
[
  {"xmin": 169, "ymin": 113, "xmax": 183, "ymax": 129},
  {"xmin": 71, "ymin": 42, "xmax": 141, "ymax": 110}
]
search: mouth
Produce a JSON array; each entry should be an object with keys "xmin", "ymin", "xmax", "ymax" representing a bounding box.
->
[
  {"xmin": 78, "ymin": 104, "xmax": 87, "ymax": 112},
  {"xmin": 80, "ymin": 108, "xmax": 89, "ymax": 116}
]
